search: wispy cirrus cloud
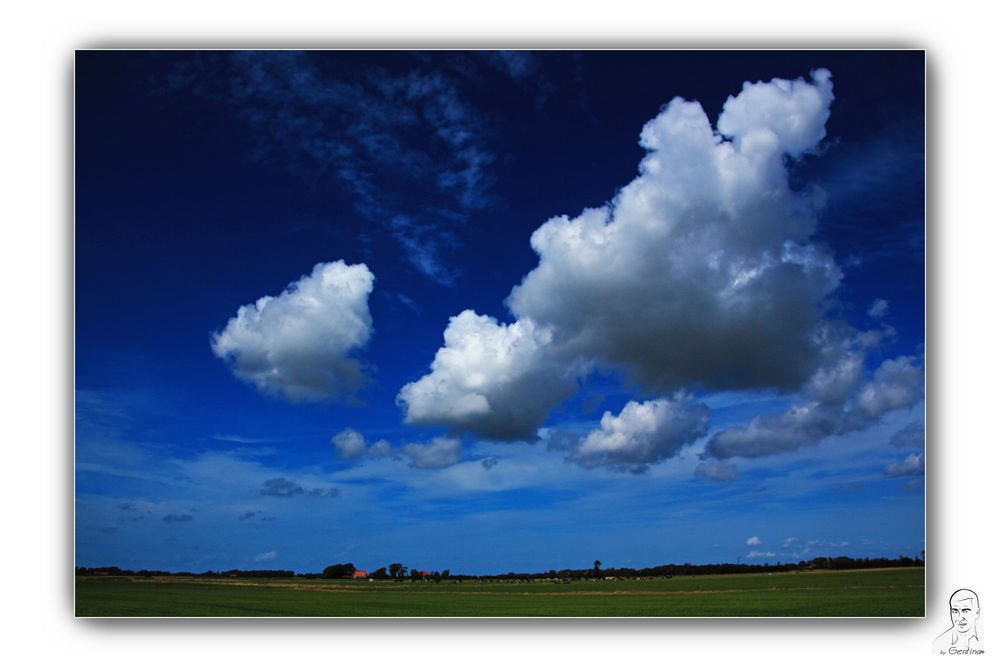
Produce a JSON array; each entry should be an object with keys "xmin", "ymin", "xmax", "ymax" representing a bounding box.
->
[{"xmin": 158, "ymin": 52, "xmax": 495, "ymax": 284}]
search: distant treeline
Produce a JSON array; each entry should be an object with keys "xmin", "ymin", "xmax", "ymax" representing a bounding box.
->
[
  {"xmin": 478, "ymin": 555, "xmax": 924, "ymax": 581},
  {"xmin": 75, "ymin": 554, "xmax": 923, "ymax": 580},
  {"xmin": 74, "ymin": 566, "xmax": 297, "ymax": 578}
]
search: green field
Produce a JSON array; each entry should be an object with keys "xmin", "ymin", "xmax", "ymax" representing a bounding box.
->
[{"xmin": 76, "ymin": 567, "xmax": 924, "ymax": 617}]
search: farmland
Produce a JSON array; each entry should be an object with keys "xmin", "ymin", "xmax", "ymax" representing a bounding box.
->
[{"xmin": 76, "ymin": 567, "xmax": 924, "ymax": 617}]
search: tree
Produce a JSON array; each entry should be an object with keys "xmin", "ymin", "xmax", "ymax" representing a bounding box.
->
[
  {"xmin": 322, "ymin": 563, "xmax": 356, "ymax": 579},
  {"xmin": 371, "ymin": 567, "xmax": 389, "ymax": 580},
  {"xmin": 593, "ymin": 559, "xmax": 602, "ymax": 576},
  {"xmin": 388, "ymin": 563, "xmax": 405, "ymax": 578},
  {"xmin": 441, "ymin": 569, "xmax": 450, "ymax": 579}
]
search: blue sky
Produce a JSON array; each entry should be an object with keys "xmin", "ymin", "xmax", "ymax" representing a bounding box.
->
[{"xmin": 75, "ymin": 50, "xmax": 924, "ymax": 575}]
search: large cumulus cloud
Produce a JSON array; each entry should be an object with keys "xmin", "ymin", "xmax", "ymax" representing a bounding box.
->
[
  {"xmin": 212, "ymin": 261, "xmax": 374, "ymax": 401},
  {"xmin": 400, "ymin": 70, "xmax": 840, "ymax": 440},
  {"xmin": 507, "ymin": 70, "xmax": 838, "ymax": 394}
]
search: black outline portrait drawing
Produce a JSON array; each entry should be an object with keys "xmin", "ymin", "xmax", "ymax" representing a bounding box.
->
[{"xmin": 934, "ymin": 589, "xmax": 984, "ymax": 654}]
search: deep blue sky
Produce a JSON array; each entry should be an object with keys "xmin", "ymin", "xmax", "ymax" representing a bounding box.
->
[{"xmin": 76, "ymin": 50, "xmax": 924, "ymax": 574}]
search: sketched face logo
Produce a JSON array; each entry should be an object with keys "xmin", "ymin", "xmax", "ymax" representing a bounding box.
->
[{"xmin": 934, "ymin": 589, "xmax": 985, "ymax": 655}]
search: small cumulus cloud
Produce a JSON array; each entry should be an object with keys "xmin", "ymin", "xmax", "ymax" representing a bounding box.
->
[
  {"xmin": 369, "ymin": 439, "xmax": 393, "ymax": 458},
  {"xmin": 212, "ymin": 261, "xmax": 374, "ymax": 402},
  {"xmin": 868, "ymin": 299, "xmax": 889, "ymax": 319},
  {"xmin": 481, "ymin": 456, "xmax": 500, "ymax": 470},
  {"xmin": 884, "ymin": 453, "xmax": 924, "ymax": 478},
  {"xmin": 254, "ymin": 551, "xmax": 277, "ymax": 562},
  {"xmin": 403, "ymin": 436, "xmax": 462, "ymax": 469},
  {"xmin": 857, "ymin": 356, "xmax": 923, "ymax": 418},
  {"xmin": 566, "ymin": 397, "xmax": 709, "ymax": 473},
  {"xmin": 746, "ymin": 536, "xmax": 762, "ymax": 546},
  {"xmin": 397, "ymin": 311, "xmax": 579, "ymax": 441},
  {"xmin": 332, "ymin": 428, "xmax": 367, "ymax": 459},
  {"xmin": 332, "ymin": 428, "xmax": 394, "ymax": 460},
  {"xmin": 782, "ymin": 537, "xmax": 798, "ymax": 548},
  {"xmin": 746, "ymin": 550, "xmax": 776, "ymax": 559}
]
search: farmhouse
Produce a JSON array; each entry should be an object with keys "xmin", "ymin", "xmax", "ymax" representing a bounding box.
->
[{"xmin": 351, "ymin": 569, "xmax": 368, "ymax": 579}]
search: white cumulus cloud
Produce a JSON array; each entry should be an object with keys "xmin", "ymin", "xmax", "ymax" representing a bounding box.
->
[
  {"xmin": 397, "ymin": 311, "xmax": 580, "ymax": 441},
  {"xmin": 746, "ymin": 536, "xmax": 762, "ymax": 546},
  {"xmin": 332, "ymin": 428, "xmax": 368, "ymax": 459},
  {"xmin": 506, "ymin": 69, "xmax": 840, "ymax": 396},
  {"xmin": 567, "ymin": 397, "xmax": 709, "ymax": 472},
  {"xmin": 857, "ymin": 356, "xmax": 923, "ymax": 417},
  {"xmin": 400, "ymin": 70, "xmax": 844, "ymax": 443},
  {"xmin": 369, "ymin": 439, "xmax": 393, "ymax": 458},
  {"xmin": 716, "ymin": 68, "xmax": 834, "ymax": 158},
  {"xmin": 332, "ymin": 428, "xmax": 394, "ymax": 460},
  {"xmin": 212, "ymin": 261, "xmax": 374, "ymax": 401}
]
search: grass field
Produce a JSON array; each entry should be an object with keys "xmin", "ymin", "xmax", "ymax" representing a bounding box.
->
[{"xmin": 75, "ymin": 567, "xmax": 924, "ymax": 617}]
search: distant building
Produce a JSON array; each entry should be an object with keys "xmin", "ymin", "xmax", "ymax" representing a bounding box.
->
[
  {"xmin": 352, "ymin": 569, "xmax": 368, "ymax": 579},
  {"xmin": 419, "ymin": 570, "xmax": 430, "ymax": 578}
]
